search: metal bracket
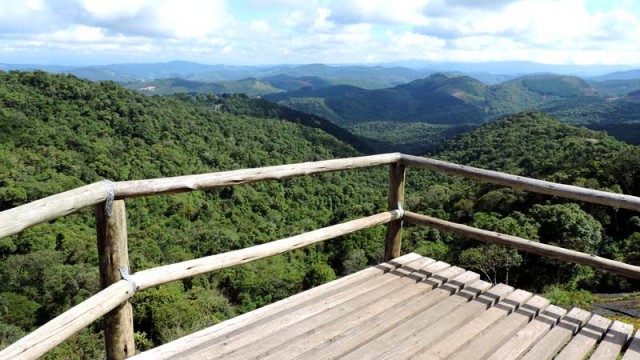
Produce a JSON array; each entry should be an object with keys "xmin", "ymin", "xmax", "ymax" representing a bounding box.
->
[
  {"xmin": 119, "ymin": 266, "xmax": 137, "ymax": 296},
  {"xmin": 102, "ymin": 179, "xmax": 114, "ymax": 217},
  {"xmin": 397, "ymin": 201, "xmax": 405, "ymax": 218}
]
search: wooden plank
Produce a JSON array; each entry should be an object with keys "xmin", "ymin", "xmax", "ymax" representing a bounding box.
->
[
  {"xmin": 132, "ymin": 210, "xmax": 402, "ymax": 290},
  {"xmin": 0, "ymin": 182, "xmax": 107, "ymax": 239},
  {"xmin": 96, "ymin": 200, "xmax": 135, "ymax": 359},
  {"xmin": 487, "ymin": 304, "xmax": 567, "ymax": 360},
  {"xmin": 555, "ymin": 314, "xmax": 611, "ymax": 360},
  {"xmin": 520, "ymin": 307, "xmax": 592, "ymax": 360},
  {"xmin": 254, "ymin": 263, "xmax": 464, "ymax": 360},
  {"xmin": 405, "ymin": 211, "xmax": 640, "ymax": 280},
  {"xmin": 345, "ymin": 282, "xmax": 512, "ymax": 360},
  {"xmin": 131, "ymin": 253, "xmax": 422, "ymax": 360},
  {"xmin": 622, "ymin": 329, "xmax": 640, "ymax": 360},
  {"xmin": 591, "ymin": 320, "xmax": 634, "ymax": 360},
  {"xmin": 384, "ymin": 162, "xmax": 405, "ymax": 260},
  {"xmin": 0, "ymin": 280, "xmax": 133, "ymax": 360},
  {"xmin": 297, "ymin": 271, "xmax": 483, "ymax": 360},
  {"xmin": 166, "ymin": 258, "xmax": 433, "ymax": 359},
  {"xmin": 415, "ymin": 289, "xmax": 533, "ymax": 359},
  {"xmin": 401, "ymin": 154, "xmax": 640, "ymax": 212},
  {"xmin": 223, "ymin": 260, "xmax": 452, "ymax": 360},
  {"xmin": 114, "ymin": 153, "xmax": 401, "ymax": 199},
  {"xmin": 450, "ymin": 295, "xmax": 550, "ymax": 360}
]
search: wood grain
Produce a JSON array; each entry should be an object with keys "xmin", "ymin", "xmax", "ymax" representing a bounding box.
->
[
  {"xmin": 0, "ymin": 182, "xmax": 107, "ymax": 239},
  {"xmin": 96, "ymin": 200, "xmax": 135, "ymax": 360},
  {"xmin": 384, "ymin": 162, "xmax": 405, "ymax": 261},
  {"xmin": 0, "ymin": 281, "xmax": 133, "ymax": 360},
  {"xmin": 591, "ymin": 320, "xmax": 634, "ymax": 360},
  {"xmin": 114, "ymin": 153, "xmax": 401, "ymax": 199},
  {"xmin": 130, "ymin": 253, "xmax": 422, "ymax": 360},
  {"xmin": 401, "ymin": 154, "xmax": 640, "ymax": 211}
]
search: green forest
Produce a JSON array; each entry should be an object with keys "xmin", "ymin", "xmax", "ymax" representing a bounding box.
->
[
  {"xmin": 2, "ymin": 71, "xmax": 640, "ymax": 358},
  {"xmin": 267, "ymin": 73, "xmax": 640, "ymax": 154}
]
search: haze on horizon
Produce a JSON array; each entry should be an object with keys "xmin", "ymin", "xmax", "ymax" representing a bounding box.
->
[{"xmin": 1, "ymin": 0, "xmax": 639, "ymax": 67}]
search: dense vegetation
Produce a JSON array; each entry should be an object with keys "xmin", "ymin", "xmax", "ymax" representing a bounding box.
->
[
  {"xmin": 265, "ymin": 73, "xmax": 600, "ymax": 126},
  {"xmin": 0, "ymin": 71, "xmax": 389, "ymax": 357},
  {"xmin": 3, "ymin": 72, "xmax": 640, "ymax": 358},
  {"xmin": 267, "ymin": 73, "xmax": 640, "ymax": 152},
  {"xmin": 347, "ymin": 121, "xmax": 476, "ymax": 154},
  {"xmin": 401, "ymin": 112, "xmax": 640, "ymax": 293}
]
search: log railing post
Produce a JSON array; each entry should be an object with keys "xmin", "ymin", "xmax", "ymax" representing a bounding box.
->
[
  {"xmin": 384, "ymin": 162, "xmax": 405, "ymax": 261},
  {"xmin": 96, "ymin": 200, "xmax": 135, "ymax": 359}
]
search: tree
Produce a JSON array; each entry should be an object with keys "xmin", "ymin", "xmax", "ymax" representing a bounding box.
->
[
  {"xmin": 458, "ymin": 212, "xmax": 535, "ymax": 284},
  {"xmin": 303, "ymin": 263, "xmax": 336, "ymax": 289},
  {"xmin": 530, "ymin": 203, "xmax": 602, "ymax": 253},
  {"xmin": 460, "ymin": 245, "xmax": 522, "ymax": 285}
]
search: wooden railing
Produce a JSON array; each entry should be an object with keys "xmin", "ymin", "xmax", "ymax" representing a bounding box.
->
[{"xmin": 2, "ymin": 153, "xmax": 640, "ymax": 360}]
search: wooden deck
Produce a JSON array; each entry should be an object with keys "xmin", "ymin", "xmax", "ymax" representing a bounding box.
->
[{"xmin": 132, "ymin": 253, "xmax": 637, "ymax": 360}]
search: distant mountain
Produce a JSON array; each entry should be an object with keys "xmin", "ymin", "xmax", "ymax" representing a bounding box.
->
[
  {"xmin": 267, "ymin": 73, "xmax": 598, "ymax": 126},
  {"xmin": 0, "ymin": 61, "xmax": 431, "ymax": 89},
  {"xmin": 101, "ymin": 61, "xmax": 277, "ymax": 81},
  {"xmin": 382, "ymin": 60, "xmax": 635, "ymax": 77},
  {"xmin": 588, "ymin": 79, "xmax": 640, "ymax": 96},
  {"xmin": 65, "ymin": 68, "xmax": 143, "ymax": 82},
  {"xmin": 592, "ymin": 69, "xmax": 640, "ymax": 81},
  {"xmin": 265, "ymin": 72, "xmax": 640, "ymax": 153},
  {"xmin": 126, "ymin": 77, "xmax": 283, "ymax": 97},
  {"xmin": 259, "ymin": 75, "xmax": 332, "ymax": 92}
]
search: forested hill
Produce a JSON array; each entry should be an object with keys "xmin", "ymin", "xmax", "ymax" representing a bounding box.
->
[
  {"xmin": 0, "ymin": 70, "xmax": 366, "ymax": 209},
  {"xmin": 265, "ymin": 72, "xmax": 640, "ymax": 154},
  {"xmin": 0, "ymin": 71, "xmax": 390, "ymax": 357},
  {"xmin": 438, "ymin": 111, "xmax": 627, "ymax": 177},
  {"xmin": 405, "ymin": 112, "xmax": 640, "ymax": 296},
  {"xmin": 4, "ymin": 72, "xmax": 640, "ymax": 358},
  {"xmin": 265, "ymin": 73, "xmax": 598, "ymax": 126}
]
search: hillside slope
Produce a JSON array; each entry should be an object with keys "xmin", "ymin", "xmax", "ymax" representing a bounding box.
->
[
  {"xmin": 4, "ymin": 73, "xmax": 640, "ymax": 357},
  {"xmin": 125, "ymin": 77, "xmax": 284, "ymax": 97},
  {"xmin": 0, "ymin": 71, "xmax": 389, "ymax": 356},
  {"xmin": 401, "ymin": 112, "xmax": 637, "ymax": 294},
  {"xmin": 267, "ymin": 73, "xmax": 600, "ymax": 126},
  {"xmin": 268, "ymin": 73, "xmax": 640, "ymax": 152}
]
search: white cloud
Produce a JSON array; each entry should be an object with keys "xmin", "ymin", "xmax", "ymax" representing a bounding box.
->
[
  {"xmin": 284, "ymin": 11, "xmax": 305, "ymax": 27},
  {"xmin": 249, "ymin": 20, "xmax": 270, "ymax": 33},
  {"xmin": 0, "ymin": 0, "xmax": 639, "ymax": 65},
  {"xmin": 313, "ymin": 8, "xmax": 335, "ymax": 31},
  {"xmin": 412, "ymin": 0, "xmax": 640, "ymax": 64},
  {"xmin": 78, "ymin": 0, "xmax": 149, "ymax": 21},
  {"xmin": 78, "ymin": 0, "xmax": 231, "ymax": 39},
  {"xmin": 42, "ymin": 25, "xmax": 107, "ymax": 43},
  {"xmin": 327, "ymin": 0, "xmax": 429, "ymax": 26}
]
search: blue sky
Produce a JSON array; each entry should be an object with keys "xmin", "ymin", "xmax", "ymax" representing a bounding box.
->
[{"xmin": 1, "ymin": 0, "xmax": 639, "ymax": 66}]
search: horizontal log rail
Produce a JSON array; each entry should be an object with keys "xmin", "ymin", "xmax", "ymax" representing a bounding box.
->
[
  {"xmin": 133, "ymin": 210, "xmax": 401, "ymax": 290},
  {"xmin": 404, "ymin": 211, "xmax": 640, "ymax": 280},
  {"xmin": 0, "ymin": 153, "xmax": 400, "ymax": 240},
  {"xmin": 5, "ymin": 153, "xmax": 640, "ymax": 359},
  {"xmin": 0, "ymin": 280, "xmax": 134, "ymax": 360},
  {"xmin": 6, "ymin": 152, "xmax": 640, "ymax": 240},
  {"xmin": 0, "ymin": 210, "xmax": 400, "ymax": 360},
  {"xmin": 113, "ymin": 153, "xmax": 401, "ymax": 199},
  {"xmin": 401, "ymin": 154, "xmax": 640, "ymax": 212}
]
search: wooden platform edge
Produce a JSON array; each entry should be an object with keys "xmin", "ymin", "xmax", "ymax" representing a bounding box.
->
[{"xmin": 130, "ymin": 253, "xmax": 423, "ymax": 360}]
